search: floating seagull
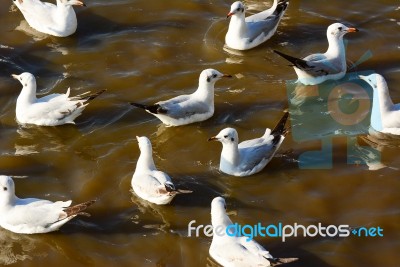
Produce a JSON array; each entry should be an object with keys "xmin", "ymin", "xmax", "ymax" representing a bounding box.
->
[
  {"xmin": 209, "ymin": 197, "xmax": 298, "ymax": 267},
  {"xmin": 209, "ymin": 112, "xmax": 289, "ymax": 176},
  {"xmin": 225, "ymin": 0, "xmax": 289, "ymax": 51},
  {"xmin": 12, "ymin": 72, "xmax": 105, "ymax": 126},
  {"xmin": 131, "ymin": 136, "xmax": 192, "ymax": 205},
  {"xmin": 130, "ymin": 69, "xmax": 232, "ymax": 127},
  {"xmin": 274, "ymin": 23, "xmax": 358, "ymax": 85},
  {"xmin": 0, "ymin": 175, "xmax": 95, "ymax": 234},
  {"xmin": 12, "ymin": 0, "xmax": 85, "ymax": 37},
  {"xmin": 359, "ymin": 73, "xmax": 400, "ymax": 135}
]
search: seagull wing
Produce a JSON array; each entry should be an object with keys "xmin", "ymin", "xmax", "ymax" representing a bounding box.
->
[
  {"xmin": 15, "ymin": 0, "xmax": 57, "ymax": 27},
  {"xmin": 3, "ymin": 199, "xmax": 71, "ymax": 229}
]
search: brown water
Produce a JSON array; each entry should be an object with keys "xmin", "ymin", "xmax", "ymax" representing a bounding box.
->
[{"xmin": 0, "ymin": 0, "xmax": 399, "ymax": 266}]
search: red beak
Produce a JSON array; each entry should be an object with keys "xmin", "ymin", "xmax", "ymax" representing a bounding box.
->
[
  {"xmin": 227, "ymin": 12, "xmax": 234, "ymax": 18},
  {"xmin": 347, "ymin": 28, "xmax": 359, "ymax": 33}
]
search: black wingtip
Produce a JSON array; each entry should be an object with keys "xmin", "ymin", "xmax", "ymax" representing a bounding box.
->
[
  {"xmin": 130, "ymin": 103, "xmax": 167, "ymax": 114},
  {"xmin": 270, "ymin": 257, "xmax": 299, "ymax": 266},
  {"xmin": 275, "ymin": 0, "xmax": 290, "ymax": 14},
  {"xmin": 85, "ymin": 89, "xmax": 106, "ymax": 102},
  {"xmin": 271, "ymin": 111, "xmax": 289, "ymax": 136},
  {"xmin": 130, "ymin": 102, "xmax": 147, "ymax": 109}
]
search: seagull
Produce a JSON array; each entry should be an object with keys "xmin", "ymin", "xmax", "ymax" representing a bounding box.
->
[
  {"xmin": 12, "ymin": 72, "xmax": 105, "ymax": 126},
  {"xmin": 0, "ymin": 175, "xmax": 95, "ymax": 234},
  {"xmin": 130, "ymin": 69, "xmax": 232, "ymax": 127},
  {"xmin": 12, "ymin": 0, "xmax": 85, "ymax": 37},
  {"xmin": 225, "ymin": 0, "xmax": 289, "ymax": 51},
  {"xmin": 209, "ymin": 112, "xmax": 289, "ymax": 177},
  {"xmin": 209, "ymin": 197, "xmax": 298, "ymax": 267},
  {"xmin": 359, "ymin": 73, "xmax": 400, "ymax": 135},
  {"xmin": 131, "ymin": 136, "xmax": 192, "ymax": 205},
  {"xmin": 274, "ymin": 23, "xmax": 359, "ymax": 85}
]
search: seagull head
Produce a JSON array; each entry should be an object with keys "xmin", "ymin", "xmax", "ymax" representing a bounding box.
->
[
  {"xmin": 200, "ymin": 69, "xmax": 232, "ymax": 86},
  {"xmin": 359, "ymin": 73, "xmax": 385, "ymax": 90},
  {"xmin": 208, "ymin": 128, "xmax": 239, "ymax": 145},
  {"xmin": 0, "ymin": 176, "xmax": 16, "ymax": 205},
  {"xmin": 58, "ymin": 0, "xmax": 86, "ymax": 7},
  {"xmin": 227, "ymin": 1, "xmax": 245, "ymax": 18},
  {"xmin": 328, "ymin": 23, "xmax": 359, "ymax": 38},
  {"xmin": 211, "ymin": 197, "xmax": 227, "ymax": 212},
  {"xmin": 136, "ymin": 136, "xmax": 153, "ymax": 153},
  {"xmin": 11, "ymin": 72, "xmax": 36, "ymax": 88}
]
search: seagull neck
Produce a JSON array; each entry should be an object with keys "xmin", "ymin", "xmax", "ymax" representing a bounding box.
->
[
  {"xmin": 0, "ymin": 194, "xmax": 16, "ymax": 209},
  {"xmin": 375, "ymin": 80, "xmax": 394, "ymax": 113},
  {"xmin": 211, "ymin": 208, "xmax": 232, "ymax": 228},
  {"xmin": 220, "ymin": 142, "xmax": 240, "ymax": 168},
  {"xmin": 137, "ymin": 148, "xmax": 157, "ymax": 172},
  {"xmin": 326, "ymin": 35, "xmax": 345, "ymax": 60},
  {"xmin": 227, "ymin": 14, "xmax": 247, "ymax": 37},
  {"xmin": 194, "ymin": 81, "xmax": 215, "ymax": 102},
  {"xmin": 18, "ymin": 83, "xmax": 37, "ymax": 105}
]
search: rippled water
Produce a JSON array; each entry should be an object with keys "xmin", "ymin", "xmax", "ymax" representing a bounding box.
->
[{"xmin": 0, "ymin": 0, "xmax": 399, "ymax": 266}]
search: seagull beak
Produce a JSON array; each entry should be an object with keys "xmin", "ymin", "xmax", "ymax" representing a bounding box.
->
[
  {"xmin": 358, "ymin": 75, "xmax": 367, "ymax": 81},
  {"xmin": 72, "ymin": 0, "xmax": 86, "ymax": 7},
  {"xmin": 347, "ymin": 28, "xmax": 359, "ymax": 33},
  {"xmin": 136, "ymin": 136, "xmax": 140, "ymax": 142},
  {"xmin": 222, "ymin": 74, "xmax": 232, "ymax": 78},
  {"xmin": 11, "ymin": 74, "xmax": 19, "ymax": 80},
  {"xmin": 208, "ymin": 136, "xmax": 218, "ymax": 141},
  {"xmin": 227, "ymin": 12, "xmax": 234, "ymax": 18}
]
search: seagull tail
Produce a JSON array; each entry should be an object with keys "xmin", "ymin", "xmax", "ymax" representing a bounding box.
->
[
  {"xmin": 64, "ymin": 199, "xmax": 96, "ymax": 218},
  {"xmin": 130, "ymin": 102, "xmax": 167, "ymax": 114},
  {"xmin": 270, "ymin": 257, "xmax": 299, "ymax": 266}
]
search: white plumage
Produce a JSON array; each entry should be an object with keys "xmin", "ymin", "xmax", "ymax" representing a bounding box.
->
[
  {"xmin": 209, "ymin": 112, "xmax": 289, "ymax": 177},
  {"xmin": 0, "ymin": 175, "xmax": 95, "ymax": 234},
  {"xmin": 209, "ymin": 197, "xmax": 298, "ymax": 267},
  {"xmin": 12, "ymin": 72, "xmax": 105, "ymax": 126},
  {"xmin": 225, "ymin": 0, "xmax": 289, "ymax": 50},
  {"xmin": 131, "ymin": 136, "xmax": 192, "ymax": 205},
  {"xmin": 359, "ymin": 74, "xmax": 400, "ymax": 135},
  {"xmin": 12, "ymin": 0, "xmax": 85, "ymax": 37},
  {"xmin": 130, "ymin": 69, "xmax": 232, "ymax": 127},
  {"xmin": 274, "ymin": 23, "xmax": 358, "ymax": 85}
]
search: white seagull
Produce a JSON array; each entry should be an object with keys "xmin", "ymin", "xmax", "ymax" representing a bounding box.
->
[
  {"xmin": 12, "ymin": 72, "xmax": 105, "ymax": 126},
  {"xmin": 359, "ymin": 73, "xmax": 400, "ymax": 135},
  {"xmin": 0, "ymin": 175, "xmax": 95, "ymax": 234},
  {"xmin": 131, "ymin": 136, "xmax": 192, "ymax": 205},
  {"xmin": 225, "ymin": 0, "xmax": 289, "ymax": 51},
  {"xmin": 130, "ymin": 69, "xmax": 232, "ymax": 127},
  {"xmin": 209, "ymin": 112, "xmax": 289, "ymax": 177},
  {"xmin": 274, "ymin": 23, "xmax": 359, "ymax": 85},
  {"xmin": 12, "ymin": 0, "xmax": 85, "ymax": 37},
  {"xmin": 209, "ymin": 197, "xmax": 298, "ymax": 267}
]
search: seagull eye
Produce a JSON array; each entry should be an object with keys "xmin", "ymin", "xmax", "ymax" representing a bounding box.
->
[
  {"xmin": 3, "ymin": 187, "xmax": 7, "ymax": 191},
  {"xmin": 224, "ymin": 135, "xmax": 228, "ymax": 138},
  {"xmin": 213, "ymin": 74, "xmax": 217, "ymax": 78},
  {"xmin": 236, "ymin": 7, "xmax": 241, "ymax": 11},
  {"xmin": 338, "ymin": 27, "xmax": 343, "ymax": 30}
]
